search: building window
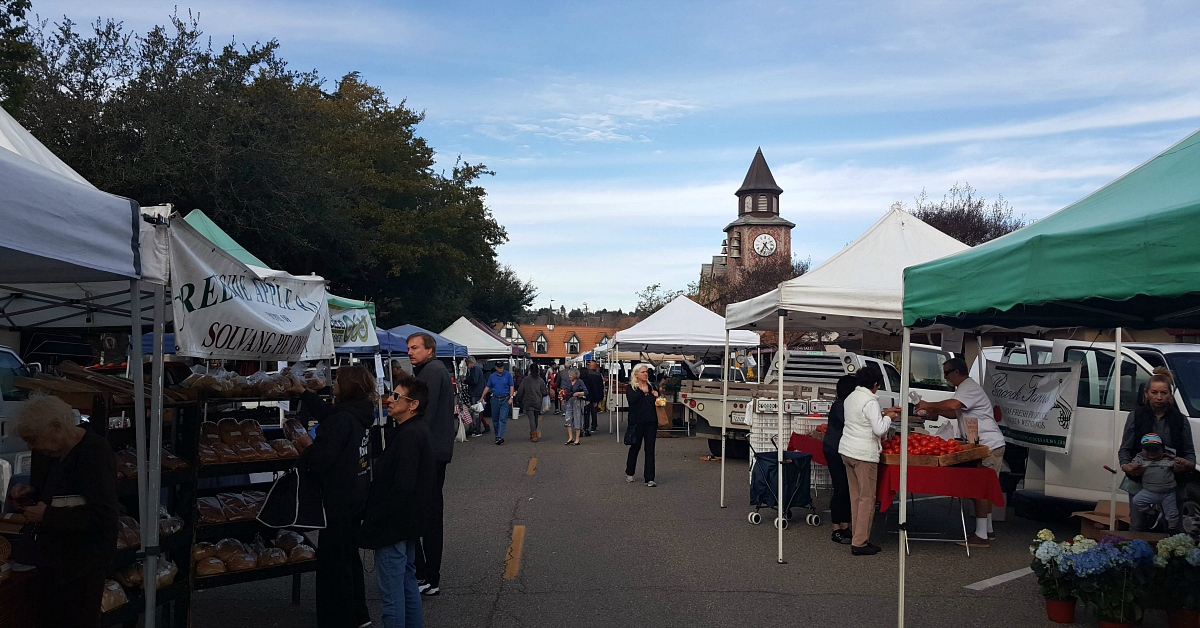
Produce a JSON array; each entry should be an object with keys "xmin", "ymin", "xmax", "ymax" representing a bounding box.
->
[
  {"xmin": 757, "ymin": 195, "xmax": 767, "ymax": 212},
  {"xmin": 772, "ymin": 196, "xmax": 778, "ymax": 213},
  {"xmin": 743, "ymin": 196, "xmax": 751, "ymax": 213},
  {"xmin": 568, "ymin": 342, "xmax": 579, "ymax": 354},
  {"xmin": 535, "ymin": 341, "xmax": 547, "ymax": 354}
]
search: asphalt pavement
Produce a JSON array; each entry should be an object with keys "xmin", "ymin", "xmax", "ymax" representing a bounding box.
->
[{"xmin": 192, "ymin": 412, "xmax": 1174, "ymax": 627}]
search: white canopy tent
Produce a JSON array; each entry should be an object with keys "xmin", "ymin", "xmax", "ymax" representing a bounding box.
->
[
  {"xmin": 440, "ymin": 316, "xmax": 513, "ymax": 357},
  {"xmin": 723, "ymin": 208, "xmax": 968, "ymax": 567}
]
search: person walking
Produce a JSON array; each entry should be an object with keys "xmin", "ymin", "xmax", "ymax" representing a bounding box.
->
[
  {"xmin": 555, "ymin": 366, "xmax": 568, "ymax": 414},
  {"xmin": 548, "ymin": 365, "xmax": 561, "ymax": 414},
  {"xmin": 294, "ymin": 365, "xmax": 376, "ymax": 627},
  {"xmin": 822, "ymin": 375, "xmax": 859, "ymax": 545},
  {"xmin": 463, "ymin": 356, "xmax": 489, "ymax": 437},
  {"xmin": 515, "ymin": 365, "xmax": 548, "ymax": 442},
  {"xmin": 408, "ymin": 333, "xmax": 455, "ymax": 597},
  {"xmin": 582, "ymin": 361, "xmax": 604, "ymax": 436},
  {"xmin": 563, "ymin": 368, "xmax": 589, "ymax": 445},
  {"xmin": 837, "ymin": 366, "xmax": 900, "ymax": 556},
  {"xmin": 624, "ymin": 364, "xmax": 660, "ymax": 486},
  {"xmin": 480, "ymin": 362, "xmax": 515, "ymax": 445},
  {"xmin": 362, "ymin": 373, "xmax": 437, "ymax": 628}
]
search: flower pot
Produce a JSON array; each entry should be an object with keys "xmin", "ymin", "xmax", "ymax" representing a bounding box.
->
[
  {"xmin": 1099, "ymin": 622, "xmax": 1132, "ymax": 628},
  {"xmin": 1045, "ymin": 598, "xmax": 1077, "ymax": 623},
  {"xmin": 1167, "ymin": 608, "xmax": 1200, "ymax": 628}
]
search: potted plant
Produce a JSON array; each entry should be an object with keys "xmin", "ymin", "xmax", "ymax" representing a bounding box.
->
[
  {"xmin": 1153, "ymin": 534, "xmax": 1200, "ymax": 628},
  {"xmin": 1064, "ymin": 535, "xmax": 1155, "ymax": 628},
  {"xmin": 1030, "ymin": 530, "xmax": 1079, "ymax": 623}
]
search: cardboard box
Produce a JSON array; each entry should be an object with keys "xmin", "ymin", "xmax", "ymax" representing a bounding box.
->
[{"xmin": 1070, "ymin": 500, "xmax": 1168, "ymax": 542}]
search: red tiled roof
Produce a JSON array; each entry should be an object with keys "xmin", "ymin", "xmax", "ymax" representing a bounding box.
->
[{"xmin": 513, "ymin": 324, "xmax": 621, "ymax": 359}]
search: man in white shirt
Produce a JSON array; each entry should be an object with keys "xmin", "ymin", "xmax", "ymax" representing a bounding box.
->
[{"xmin": 915, "ymin": 357, "xmax": 1005, "ymax": 547}]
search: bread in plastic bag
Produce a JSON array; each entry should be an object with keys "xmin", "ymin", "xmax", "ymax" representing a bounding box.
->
[
  {"xmin": 270, "ymin": 438, "xmax": 299, "ymax": 458},
  {"xmin": 225, "ymin": 552, "xmax": 256, "ymax": 571},
  {"xmin": 101, "ymin": 579, "xmax": 129, "ymax": 612},
  {"xmin": 198, "ymin": 443, "xmax": 219, "ymax": 465},
  {"xmin": 201, "ymin": 420, "xmax": 222, "ymax": 444},
  {"xmin": 155, "ymin": 560, "xmax": 179, "ymax": 588},
  {"xmin": 214, "ymin": 538, "xmax": 246, "ymax": 562},
  {"xmin": 195, "ymin": 556, "xmax": 226, "ymax": 576},
  {"xmin": 248, "ymin": 439, "xmax": 278, "ymax": 460},
  {"xmin": 113, "ymin": 563, "xmax": 143, "ymax": 588},
  {"xmin": 257, "ymin": 547, "xmax": 287, "ymax": 568},
  {"xmin": 231, "ymin": 440, "xmax": 259, "ymax": 461},
  {"xmin": 160, "ymin": 447, "xmax": 189, "ymax": 470},
  {"xmin": 273, "ymin": 530, "xmax": 305, "ymax": 552},
  {"xmin": 288, "ymin": 544, "xmax": 316, "ymax": 562},
  {"xmin": 242, "ymin": 491, "xmax": 267, "ymax": 509},
  {"xmin": 192, "ymin": 542, "xmax": 217, "ymax": 561},
  {"xmin": 218, "ymin": 493, "xmax": 256, "ymax": 521},
  {"xmin": 218, "ymin": 418, "xmax": 245, "ymax": 445},
  {"xmin": 211, "ymin": 442, "xmax": 239, "ymax": 463},
  {"xmin": 116, "ymin": 515, "xmax": 141, "ymax": 549},
  {"xmin": 114, "ymin": 448, "xmax": 139, "ymax": 479},
  {"xmin": 197, "ymin": 497, "xmax": 227, "ymax": 524}
]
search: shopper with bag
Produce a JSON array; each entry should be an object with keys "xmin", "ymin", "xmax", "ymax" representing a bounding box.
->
[
  {"xmin": 515, "ymin": 365, "xmax": 548, "ymax": 442},
  {"xmin": 362, "ymin": 372, "xmax": 437, "ymax": 628},
  {"xmin": 463, "ymin": 356, "xmax": 489, "ymax": 437},
  {"xmin": 294, "ymin": 365, "xmax": 376, "ymax": 628},
  {"xmin": 822, "ymin": 375, "xmax": 859, "ymax": 545},
  {"xmin": 624, "ymin": 364, "xmax": 659, "ymax": 487}
]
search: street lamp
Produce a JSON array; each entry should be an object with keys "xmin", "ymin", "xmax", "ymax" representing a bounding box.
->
[{"xmin": 549, "ymin": 299, "xmax": 554, "ymax": 325}]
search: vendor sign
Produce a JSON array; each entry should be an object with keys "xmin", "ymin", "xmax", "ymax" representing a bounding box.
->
[
  {"xmin": 329, "ymin": 302, "xmax": 378, "ymax": 350},
  {"xmin": 169, "ymin": 220, "xmax": 334, "ymax": 361},
  {"xmin": 984, "ymin": 360, "xmax": 1080, "ymax": 453}
]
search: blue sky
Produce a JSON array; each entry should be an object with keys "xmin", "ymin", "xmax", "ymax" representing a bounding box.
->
[{"xmin": 33, "ymin": 0, "xmax": 1200, "ymax": 312}]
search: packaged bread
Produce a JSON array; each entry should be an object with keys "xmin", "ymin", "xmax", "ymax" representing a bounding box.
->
[
  {"xmin": 270, "ymin": 438, "xmax": 299, "ymax": 458},
  {"xmin": 274, "ymin": 530, "xmax": 305, "ymax": 552},
  {"xmin": 218, "ymin": 418, "xmax": 245, "ymax": 445},
  {"xmin": 197, "ymin": 497, "xmax": 227, "ymax": 524},
  {"xmin": 113, "ymin": 563, "xmax": 143, "ymax": 588},
  {"xmin": 211, "ymin": 442, "xmax": 239, "ymax": 463},
  {"xmin": 198, "ymin": 443, "xmax": 219, "ymax": 465},
  {"xmin": 218, "ymin": 493, "xmax": 256, "ymax": 521},
  {"xmin": 214, "ymin": 538, "xmax": 246, "ymax": 562},
  {"xmin": 159, "ymin": 515, "xmax": 184, "ymax": 537},
  {"xmin": 239, "ymin": 419, "xmax": 265, "ymax": 440},
  {"xmin": 248, "ymin": 439, "xmax": 278, "ymax": 460},
  {"xmin": 201, "ymin": 421, "xmax": 222, "ymax": 444},
  {"xmin": 257, "ymin": 547, "xmax": 287, "ymax": 568},
  {"xmin": 101, "ymin": 579, "xmax": 129, "ymax": 612},
  {"xmin": 231, "ymin": 440, "xmax": 259, "ymax": 461},
  {"xmin": 192, "ymin": 542, "xmax": 217, "ymax": 561},
  {"xmin": 242, "ymin": 491, "xmax": 267, "ymax": 508},
  {"xmin": 160, "ymin": 447, "xmax": 189, "ymax": 470},
  {"xmin": 115, "ymin": 449, "xmax": 139, "ymax": 479},
  {"xmin": 288, "ymin": 544, "xmax": 316, "ymax": 562},
  {"xmin": 155, "ymin": 560, "xmax": 179, "ymax": 588},
  {"xmin": 282, "ymin": 418, "xmax": 307, "ymax": 442},
  {"xmin": 225, "ymin": 552, "xmax": 256, "ymax": 571},
  {"xmin": 116, "ymin": 516, "xmax": 141, "ymax": 549},
  {"xmin": 195, "ymin": 556, "xmax": 226, "ymax": 576}
]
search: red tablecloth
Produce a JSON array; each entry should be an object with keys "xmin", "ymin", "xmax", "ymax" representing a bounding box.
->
[{"xmin": 788, "ymin": 434, "xmax": 1005, "ymax": 513}]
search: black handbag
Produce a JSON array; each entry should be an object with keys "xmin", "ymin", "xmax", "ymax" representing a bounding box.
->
[
  {"xmin": 257, "ymin": 467, "xmax": 327, "ymax": 529},
  {"xmin": 623, "ymin": 423, "xmax": 636, "ymax": 446}
]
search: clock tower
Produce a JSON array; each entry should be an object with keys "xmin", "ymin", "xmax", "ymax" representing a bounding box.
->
[{"xmin": 705, "ymin": 148, "xmax": 794, "ymax": 284}]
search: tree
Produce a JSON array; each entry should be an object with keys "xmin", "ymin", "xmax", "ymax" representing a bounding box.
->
[
  {"xmin": 898, "ymin": 182, "xmax": 1026, "ymax": 246},
  {"xmin": 0, "ymin": 0, "xmax": 35, "ymax": 112},
  {"xmin": 467, "ymin": 264, "xmax": 537, "ymax": 325},
  {"xmin": 695, "ymin": 254, "xmax": 811, "ymax": 314},
  {"xmin": 635, "ymin": 283, "xmax": 684, "ymax": 317}
]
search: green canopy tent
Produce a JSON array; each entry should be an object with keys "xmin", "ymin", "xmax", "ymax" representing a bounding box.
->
[{"xmin": 889, "ymin": 129, "xmax": 1200, "ymax": 628}]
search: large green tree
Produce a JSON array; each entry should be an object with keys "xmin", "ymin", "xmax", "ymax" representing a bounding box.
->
[
  {"xmin": 0, "ymin": 0, "xmax": 35, "ymax": 111},
  {"xmin": 14, "ymin": 12, "xmax": 529, "ymax": 330}
]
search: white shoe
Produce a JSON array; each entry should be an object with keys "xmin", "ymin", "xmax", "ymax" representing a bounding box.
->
[
  {"xmin": 646, "ymin": 481, "xmax": 657, "ymax": 487},
  {"xmin": 626, "ymin": 475, "xmax": 634, "ymax": 483}
]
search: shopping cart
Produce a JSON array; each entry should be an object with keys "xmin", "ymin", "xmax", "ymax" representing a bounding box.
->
[
  {"xmin": 791, "ymin": 414, "xmax": 833, "ymax": 496},
  {"xmin": 747, "ymin": 435, "xmax": 819, "ymax": 529}
]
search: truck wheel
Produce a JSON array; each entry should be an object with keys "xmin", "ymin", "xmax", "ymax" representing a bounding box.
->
[{"xmin": 708, "ymin": 439, "xmax": 722, "ymax": 458}]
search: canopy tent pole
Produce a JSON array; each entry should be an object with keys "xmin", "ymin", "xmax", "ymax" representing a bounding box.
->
[
  {"xmin": 614, "ymin": 343, "xmax": 621, "ymax": 444},
  {"xmin": 976, "ymin": 334, "xmax": 985, "ymax": 380},
  {"xmin": 897, "ymin": 327, "xmax": 912, "ymax": 628},
  {"xmin": 776, "ymin": 310, "xmax": 786, "ymax": 564},
  {"xmin": 127, "ymin": 282, "xmax": 148, "ymax": 556},
  {"xmin": 1109, "ymin": 327, "xmax": 1123, "ymax": 530},
  {"xmin": 144, "ymin": 284, "xmax": 166, "ymax": 628},
  {"xmin": 720, "ymin": 330, "xmax": 729, "ymax": 508}
]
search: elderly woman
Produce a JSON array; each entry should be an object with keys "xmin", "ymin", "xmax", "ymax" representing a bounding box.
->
[
  {"xmin": 624, "ymin": 364, "xmax": 660, "ymax": 487},
  {"xmin": 6, "ymin": 394, "xmax": 118, "ymax": 628},
  {"xmin": 837, "ymin": 366, "xmax": 900, "ymax": 556},
  {"xmin": 563, "ymin": 367, "xmax": 589, "ymax": 445}
]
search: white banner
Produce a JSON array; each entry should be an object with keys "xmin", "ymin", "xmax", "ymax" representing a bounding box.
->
[
  {"xmin": 169, "ymin": 221, "xmax": 333, "ymax": 361},
  {"xmin": 983, "ymin": 360, "xmax": 1081, "ymax": 453},
  {"xmin": 330, "ymin": 304, "xmax": 378, "ymax": 350}
]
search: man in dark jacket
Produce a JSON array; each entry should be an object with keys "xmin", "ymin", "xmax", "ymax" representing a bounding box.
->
[
  {"xmin": 408, "ymin": 332, "xmax": 454, "ymax": 596},
  {"xmin": 464, "ymin": 356, "xmax": 489, "ymax": 436},
  {"xmin": 362, "ymin": 373, "xmax": 437, "ymax": 628},
  {"xmin": 582, "ymin": 361, "xmax": 604, "ymax": 436}
]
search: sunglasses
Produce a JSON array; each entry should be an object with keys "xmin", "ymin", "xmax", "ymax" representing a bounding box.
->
[
  {"xmin": 389, "ymin": 392, "xmax": 415, "ymax": 402},
  {"xmin": 942, "ymin": 368, "xmax": 956, "ymax": 376}
]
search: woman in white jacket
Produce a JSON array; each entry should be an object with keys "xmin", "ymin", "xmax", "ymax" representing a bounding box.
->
[{"xmin": 837, "ymin": 366, "xmax": 900, "ymax": 555}]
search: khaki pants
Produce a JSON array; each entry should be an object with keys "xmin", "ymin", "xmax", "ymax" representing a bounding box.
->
[{"xmin": 842, "ymin": 455, "xmax": 879, "ymax": 548}]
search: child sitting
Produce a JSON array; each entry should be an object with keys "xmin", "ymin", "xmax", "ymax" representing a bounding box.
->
[{"xmin": 1129, "ymin": 433, "xmax": 1180, "ymax": 532}]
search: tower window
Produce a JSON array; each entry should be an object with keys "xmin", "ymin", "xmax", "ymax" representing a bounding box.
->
[
  {"xmin": 757, "ymin": 195, "xmax": 767, "ymax": 212},
  {"xmin": 743, "ymin": 196, "xmax": 751, "ymax": 213},
  {"xmin": 772, "ymin": 196, "xmax": 778, "ymax": 213}
]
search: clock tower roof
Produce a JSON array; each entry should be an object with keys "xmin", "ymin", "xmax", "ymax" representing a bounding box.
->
[
  {"xmin": 723, "ymin": 213, "xmax": 795, "ymax": 232},
  {"xmin": 735, "ymin": 148, "xmax": 783, "ymax": 195}
]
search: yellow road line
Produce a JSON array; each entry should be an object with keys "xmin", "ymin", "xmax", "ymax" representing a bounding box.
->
[
  {"xmin": 503, "ymin": 525, "xmax": 526, "ymax": 580},
  {"xmin": 527, "ymin": 457, "xmax": 537, "ymax": 475}
]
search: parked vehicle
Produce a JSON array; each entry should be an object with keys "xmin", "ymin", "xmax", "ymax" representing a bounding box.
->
[{"xmin": 0, "ymin": 345, "xmax": 41, "ymax": 469}]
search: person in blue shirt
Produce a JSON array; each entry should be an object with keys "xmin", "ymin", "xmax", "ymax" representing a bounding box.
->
[{"xmin": 480, "ymin": 362, "xmax": 515, "ymax": 445}]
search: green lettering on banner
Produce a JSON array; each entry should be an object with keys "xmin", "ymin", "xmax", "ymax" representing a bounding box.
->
[
  {"xmin": 176, "ymin": 283, "xmax": 197, "ymax": 313},
  {"xmin": 199, "ymin": 276, "xmax": 219, "ymax": 309}
]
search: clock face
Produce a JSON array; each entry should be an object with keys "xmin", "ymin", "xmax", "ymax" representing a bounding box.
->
[{"xmin": 753, "ymin": 233, "xmax": 777, "ymax": 257}]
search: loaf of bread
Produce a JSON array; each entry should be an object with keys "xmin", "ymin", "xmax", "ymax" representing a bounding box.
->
[
  {"xmin": 257, "ymin": 547, "xmax": 287, "ymax": 568},
  {"xmin": 218, "ymin": 493, "xmax": 256, "ymax": 521},
  {"xmin": 195, "ymin": 557, "xmax": 226, "ymax": 576},
  {"xmin": 231, "ymin": 440, "xmax": 259, "ymax": 461},
  {"xmin": 160, "ymin": 447, "xmax": 189, "ymax": 470},
  {"xmin": 115, "ymin": 449, "xmax": 139, "ymax": 479},
  {"xmin": 197, "ymin": 497, "xmax": 227, "ymax": 524},
  {"xmin": 218, "ymin": 418, "xmax": 245, "ymax": 446},
  {"xmin": 274, "ymin": 530, "xmax": 305, "ymax": 553},
  {"xmin": 225, "ymin": 552, "xmax": 256, "ymax": 571},
  {"xmin": 214, "ymin": 538, "xmax": 246, "ymax": 562},
  {"xmin": 116, "ymin": 516, "xmax": 141, "ymax": 549},
  {"xmin": 198, "ymin": 443, "xmax": 219, "ymax": 465},
  {"xmin": 192, "ymin": 542, "xmax": 217, "ymax": 561},
  {"xmin": 155, "ymin": 560, "xmax": 179, "ymax": 589},
  {"xmin": 270, "ymin": 439, "xmax": 299, "ymax": 458},
  {"xmin": 288, "ymin": 544, "xmax": 316, "ymax": 562},
  {"xmin": 211, "ymin": 442, "xmax": 239, "ymax": 463},
  {"xmin": 113, "ymin": 563, "xmax": 143, "ymax": 588},
  {"xmin": 101, "ymin": 579, "xmax": 129, "ymax": 612},
  {"xmin": 249, "ymin": 439, "xmax": 278, "ymax": 460}
]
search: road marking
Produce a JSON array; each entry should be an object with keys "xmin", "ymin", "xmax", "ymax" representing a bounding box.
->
[
  {"xmin": 527, "ymin": 458, "xmax": 537, "ymax": 475},
  {"xmin": 964, "ymin": 567, "xmax": 1033, "ymax": 591},
  {"xmin": 503, "ymin": 525, "xmax": 526, "ymax": 580}
]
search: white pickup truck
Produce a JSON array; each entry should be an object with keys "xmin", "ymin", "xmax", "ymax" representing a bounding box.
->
[{"xmin": 675, "ymin": 344, "xmax": 956, "ymax": 458}]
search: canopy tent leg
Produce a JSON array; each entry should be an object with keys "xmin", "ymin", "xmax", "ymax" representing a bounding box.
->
[
  {"xmin": 976, "ymin": 334, "xmax": 985, "ymax": 381},
  {"xmin": 1109, "ymin": 327, "xmax": 1123, "ymax": 530},
  {"xmin": 897, "ymin": 327, "xmax": 911, "ymax": 628},
  {"xmin": 143, "ymin": 284, "xmax": 166, "ymax": 628},
  {"xmin": 776, "ymin": 310, "xmax": 786, "ymax": 564},
  {"xmin": 614, "ymin": 343, "xmax": 621, "ymax": 444},
  {"xmin": 720, "ymin": 330, "xmax": 729, "ymax": 508},
  {"xmin": 127, "ymin": 282, "xmax": 149, "ymax": 563}
]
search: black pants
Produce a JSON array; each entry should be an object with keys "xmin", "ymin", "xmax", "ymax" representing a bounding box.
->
[
  {"xmin": 38, "ymin": 567, "xmax": 105, "ymax": 628},
  {"xmin": 415, "ymin": 461, "xmax": 448, "ymax": 586},
  {"xmin": 824, "ymin": 445, "xmax": 852, "ymax": 525},
  {"xmin": 316, "ymin": 514, "xmax": 369, "ymax": 628},
  {"xmin": 624, "ymin": 422, "xmax": 657, "ymax": 482},
  {"xmin": 585, "ymin": 403, "xmax": 599, "ymax": 431}
]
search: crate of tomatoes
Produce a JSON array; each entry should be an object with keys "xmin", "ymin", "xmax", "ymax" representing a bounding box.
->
[{"xmin": 880, "ymin": 433, "xmax": 990, "ymax": 467}]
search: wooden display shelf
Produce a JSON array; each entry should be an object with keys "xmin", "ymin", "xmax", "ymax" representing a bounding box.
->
[
  {"xmin": 101, "ymin": 577, "xmax": 191, "ymax": 627},
  {"xmin": 196, "ymin": 457, "xmax": 297, "ymax": 478},
  {"xmin": 192, "ymin": 559, "xmax": 316, "ymax": 590},
  {"xmin": 881, "ymin": 444, "xmax": 990, "ymax": 467}
]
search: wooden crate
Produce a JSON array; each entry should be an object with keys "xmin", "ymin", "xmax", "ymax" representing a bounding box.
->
[{"xmin": 881, "ymin": 444, "xmax": 990, "ymax": 467}]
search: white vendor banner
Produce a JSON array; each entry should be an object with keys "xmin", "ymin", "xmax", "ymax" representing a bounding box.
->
[
  {"xmin": 169, "ymin": 220, "xmax": 334, "ymax": 361},
  {"xmin": 329, "ymin": 303, "xmax": 378, "ymax": 351},
  {"xmin": 984, "ymin": 360, "xmax": 1081, "ymax": 454}
]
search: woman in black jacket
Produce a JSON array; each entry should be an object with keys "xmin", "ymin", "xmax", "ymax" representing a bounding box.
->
[
  {"xmin": 362, "ymin": 372, "xmax": 437, "ymax": 628},
  {"xmin": 822, "ymin": 375, "xmax": 860, "ymax": 545},
  {"xmin": 514, "ymin": 365, "xmax": 548, "ymax": 442},
  {"xmin": 295, "ymin": 365, "xmax": 377, "ymax": 628},
  {"xmin": 624, "ymin": 364, "xmax": 660, "ymax": 487},
  {"xmin": 1118, "ymin": 368, "xmax": 1197, "ymax": 528}
]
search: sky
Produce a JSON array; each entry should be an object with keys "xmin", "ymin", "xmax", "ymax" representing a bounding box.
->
[{"xmin": 29, "ymin": 0, "xmax": 1200, "ymax": 312}]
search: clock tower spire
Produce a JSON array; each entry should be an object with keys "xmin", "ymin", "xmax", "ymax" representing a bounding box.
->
[{"xmin": 720, "ymin": 148, "xmax": 794, "ymax": 278}]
